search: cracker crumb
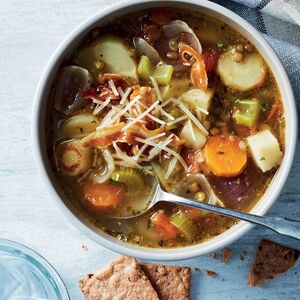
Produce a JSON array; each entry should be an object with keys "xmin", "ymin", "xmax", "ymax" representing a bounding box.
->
[
  {"xmin": 222, "ymin": 247, "xmax": 232, "ymax": 263},
  {"xmin": 81, "ymin": 244, "xmax": 88, "ymax": 251},
  {"xmin": 206, "ymin": 270, "xmax": 216, "ymax": 278},
  {"xmin": 194, "ymin": 267, "xmax": 200, "ymax": 272}
]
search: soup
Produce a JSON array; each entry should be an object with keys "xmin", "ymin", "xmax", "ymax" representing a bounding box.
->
[{"xmin": 46, "ymin": 8, "xmax": 284, "ymax": 248}]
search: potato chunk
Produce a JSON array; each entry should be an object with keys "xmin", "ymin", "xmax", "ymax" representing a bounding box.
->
[
  {"xmin": 247, "ymin": 130, "xmax": 283, "ymax": 172},
  {"xmin": 60, "ymin": 113, "xmax": 99, "ymax": 138},
  {"xmin": 217, "ymin": 51, "xmax": 266, "ymax": 91},
  {"xmin": 75, "ymin": 35, "xmax": 138, "ymax": 83},
  {"xmin": 180, "ymin": 121, "xmax": 206, "ymax": 149},
  {"xmin": 182, "ymin": 88, "xmax": 214, "ymax": 111},
  {"xmin": 56, "ymin": 140, "xmax": 92, "ymax": 176}
]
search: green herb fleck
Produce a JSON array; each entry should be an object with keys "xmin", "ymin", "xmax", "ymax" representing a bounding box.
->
[
  {"xmin": 91, "ymin": 120, "xmax": 97, "ymax": 124},
  {"xmin": 126, "ymin": 206, "xmax": 132, "ymax": 212},
  {"xmin": 110, "ymin": 178, "xmax": 117, "ymax": 185},
  {"xmin": 217, "ymin": 40, "xmax": 224, "ymax": 49},
  {"xmin": 79, "ymin": 127, "xmax": 83, "ymax": 133},
  {"xmin": 260, "ymin": 157, "xmax": 266, "ymax": 161},
  {"xmin": 234, "ymin": 99, "xmax": 241, "ymax": 104}
]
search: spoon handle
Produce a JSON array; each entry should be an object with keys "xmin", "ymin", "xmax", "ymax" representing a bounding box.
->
[{"xmin": 161, "ymin": 191, "xmax": 300, "ymax": 241}]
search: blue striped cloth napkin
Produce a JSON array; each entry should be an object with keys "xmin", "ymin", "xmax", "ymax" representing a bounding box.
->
[{"xmin": 213, "ymin": 0, "xmax": 300, "ymax": 114}]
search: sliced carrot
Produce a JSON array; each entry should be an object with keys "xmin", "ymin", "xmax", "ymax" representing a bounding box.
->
[
  {"xmin": 184, "ymin": 207, "xmax": 204, "ymax": 220},
  {"xmin": 179, "ymin": 44, "xmax": 208, "ymax": 91},
  {"xmin": 204, "ymin": 135, "xmax": 247, "ymax": 177},
  {"xmin": 82, "ymin": 182, "xmax": 124, "ymax": 214},
  {"xmin": 151, "ymin": 210, "xmax": 178, "ymax": 240},
  {"xmin": 266, "ymin": 99, "xmax": 281, "ymax": 122}
]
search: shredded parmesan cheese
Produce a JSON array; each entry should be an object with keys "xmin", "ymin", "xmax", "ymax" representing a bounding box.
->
[
  {"xmin": 122, "ymin": 100, "xmax": 160, "ymax": 131},
  {"xmin": 135, "ymin": 137, "xmax": 188, "ymax": 170},
  {"xmin": 112, "ymin": 142, "xmax": 143, "ymax": 169},
  {"xmin": 120, "ymin": 87, "xmax": 132, "ymax": 105},
  {"xmin": 108, "ymin": 79, "xmax": 119, "ymax": 96},
  {"xmin": 188, "ymin": 119, "xmax": 196, "ymax": 141},
  {"xmin": 164, "ymin": 156, "xmax": 178, "ymax": 179},
  {"xmin": 93, "ymin": 97, "xmax": 111, "ymax": 115},
  {"xmin": 117, "ymin": 86, "xmax": 124, "ymax": 97},
  {"xmin": 162, "ymin": 97, "xmax": 178, "ymax": 107},
  {"xmin": 150, "ymin": 76, "xmax": 162, "ymax": 102},
  {"xmin": 157, "ymin": 106, "xmax": 175, "ymax": 120},
  {"xmin": 179, "ymin": 103, "xmax": 209, "ymax": 136},
  {"xmin": 166, "ymin": 115, "xmax": 188, "ymax": 126}
]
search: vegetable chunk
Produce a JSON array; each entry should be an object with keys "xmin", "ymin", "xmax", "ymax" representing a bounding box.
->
[
  {"xmin": 151, "ymin": 211, "xmax": 179, "ymax": 240},
  {"xmin": 246, "ymin": 130, "xmax": 282, "ymax": 172},
  {"xmin": 75, "ymin": 35, "xmax": 138, "ymax": 83},
  {"xmin": 204, "ymin": 135, "xmax": 247, "ymax": 177},
  {"xmin": 56, "ymin": 140, "xmax": 92, "ymax": 176},
  {"xmin": 182, "ymin": 88, "xmax": 214, "ymax": 111},
  {"xmin": 233, "ymin": 99, "xmax": 260, "ymax": 128},
  {"xmin": 217, "ymin": 51, "xmax": 266, "ymax": 91},
  {"xmin": 180, "ymin": 121, "xmax": 206, "ymax": 149},
  {"xmin": 60, "ymin": 113, "xmax": 100, "ymax": 138},
  {"xmin": 83, "ymin": 182, "xmax": 124, "ymax": 214}
]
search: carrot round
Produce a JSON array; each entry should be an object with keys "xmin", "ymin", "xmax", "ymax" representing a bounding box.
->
[
  {"xmin": 82, "ymin": 182, "xmax": 124, "ymax": 214},
  {"xmin": 204, "ymin": 135, "xmax": 247, "ymax": 177},
  {"xmin": 151, "ymin": 210, "xmax": 178, "ymax": 240}
]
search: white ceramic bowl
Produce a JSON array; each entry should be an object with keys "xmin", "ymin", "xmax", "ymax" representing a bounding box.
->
[{"xmin": 32, "ymin": 0, "xmax": 298, "ymax": 260}]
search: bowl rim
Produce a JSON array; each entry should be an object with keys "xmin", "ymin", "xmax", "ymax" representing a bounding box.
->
[{"xmin": 32, "ymin": 0, "xmax": 298, "ymax": 261}]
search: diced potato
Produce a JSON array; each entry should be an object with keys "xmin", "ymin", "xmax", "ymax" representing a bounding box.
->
[
  {"xmin": 180, "ymin": 121, "xmax": 206, "ymax": 149},
  {"xmin": 182, "ymin": 88, "xmax": 214, "ymax": 111},
  {"xmin": 233, "ymin": 99, "xmax": 260, "ymax": 128},
  {"xmin": 56, "ymin": 140, "xmax": 92, "ymax": 176},
  {"xmin": 75, "ymin": 35, "xmax": 138, "ymax": 83},
  {"xmin": 60, "ymin": 113, "xmax": 100, "ymax": 138},
  {"xmin": 217, "ymin": 51, "xmax": 266, "ymax": 91},
  {"xmin": 161, "ymin": 78, "xmax": 190, "ymax": 100},
  {"xmin": 246, "ymin": 130, "xmax": 283, "ymax": 172}
]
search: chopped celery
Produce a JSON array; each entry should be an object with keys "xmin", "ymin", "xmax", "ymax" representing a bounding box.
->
[
  {"xmin": 111, "ymin": 167, "xmax": 144, "ymax": 195},
  {"xmin": 137, "ymin": 55, "xmax": 153, "ymax": 79},
  {"xmin": 137, "ymin": 55, "xmax": 173, "ymax": 85},
  {"xmin": 152, "ymin": 64, "xmax": 174, "ymax": 85},
  {"xmin": 170, "ymin": 211, "xmax": 198, "ymax": 241},
  {"xmin": 233, "ymin": 98, "xmax": 260, "ymax": 128}
]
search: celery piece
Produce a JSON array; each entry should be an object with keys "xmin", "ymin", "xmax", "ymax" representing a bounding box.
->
[
  {"xmin": 111, "ymin": 167, "xmax": 144, "ymax": 195},
  {"xmin": 170, "ymin": 211, "xmax": 198, "ymax": 241},
  {"xmin": 233, "ymin": 99, "xmax": 260, "ymax": 128},
  {"xmin": 137, "ymin": 55, "xmax": 153, "ymax": 79},
  {"xmin": 152, "ymin": 64, "xmax": 174, "ymax": 85}
]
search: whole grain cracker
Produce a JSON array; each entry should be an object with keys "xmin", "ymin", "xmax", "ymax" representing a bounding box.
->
[
  {"xmin": 79, "ymin": 256, "xmax": 159, "ymax": 300},
  {"xmin": 141, "ymin": 264, "xmax": 191, "ymax": 300},
  {"xmin": 248, "ymin": 239, "xmax": 299, "ymax": 286}
]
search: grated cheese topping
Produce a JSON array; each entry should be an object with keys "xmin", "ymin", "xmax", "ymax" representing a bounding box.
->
[
  {"xmin": 179, "ymin": 103, "xmax": 209, "ymax": 136},
  {"xmin": 108, "ymin": 79, "xmax": 119, "ymax": 96}
]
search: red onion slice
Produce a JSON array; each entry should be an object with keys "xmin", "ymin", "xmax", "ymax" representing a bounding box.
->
[
  {"xmin": 133, "ymin": 37, "xmax": 162, "ymax": 65},
  {"xmin": 54, "ymin": 66, "xmax": 93, "ymax": 114}
]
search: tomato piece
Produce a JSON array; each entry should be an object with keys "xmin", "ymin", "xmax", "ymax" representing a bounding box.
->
[
  {"xmin": 151, "ymin": 8, "xmax": 172, "ymax": 25},
  {"xmin": 201, "ymin": 48, "xmax": 220, "ymax": 72}
]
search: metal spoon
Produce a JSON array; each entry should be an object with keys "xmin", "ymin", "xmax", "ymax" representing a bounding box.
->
[{"xmin": 116, "ymin": 175, "xmax": 300, "ymax": 241}]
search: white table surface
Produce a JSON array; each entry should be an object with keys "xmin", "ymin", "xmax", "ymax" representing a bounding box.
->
[{"xmin": 1, "ymin": 0, "xmax": 300, "ymax": 299}]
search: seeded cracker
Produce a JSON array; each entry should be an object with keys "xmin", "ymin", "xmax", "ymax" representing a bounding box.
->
[
  {"xmin": 141, "ymin": 264, "xmax": 191, "ymax": 300},
  {"xmin": 248, "ymin": 239, "xmax": 299, "ymax": 286},
  {"xmin": 79, "ymin": 256, "xmax": 159, "ymax": 300}
]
